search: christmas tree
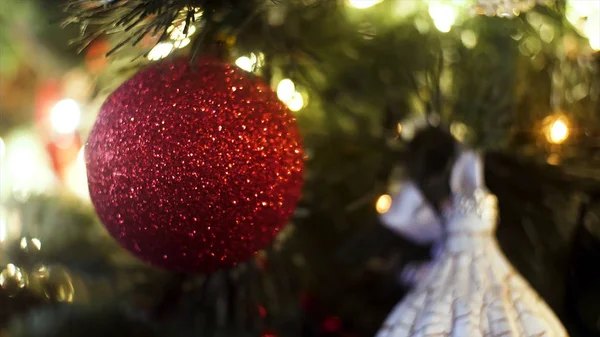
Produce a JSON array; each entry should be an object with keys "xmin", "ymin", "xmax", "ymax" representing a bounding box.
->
[{"xmin": 1, "ymin": 0, "xmax": 599, "ymax": 336}]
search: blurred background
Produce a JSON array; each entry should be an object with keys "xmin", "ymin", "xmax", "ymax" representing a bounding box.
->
[{"xmin": 1, "ymin": 0, "xmax": 599, "ymax": 336}]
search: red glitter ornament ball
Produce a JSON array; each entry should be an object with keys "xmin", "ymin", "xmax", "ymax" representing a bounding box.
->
[{"xmin": 86, "ymin": 56, "xmax": 304, "ymax": 273}]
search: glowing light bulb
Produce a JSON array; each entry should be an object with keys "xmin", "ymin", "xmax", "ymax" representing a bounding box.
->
[
  {"xmin": 428, "ymin": 3, "xmax": 457, "ymax": 33},
  {"xmin": 548, "ymin": 118, "xmax": 569, "ymax": 144},
  {"xmin": 376, "ymin": 194, "xmax": 392, "ymax": 214},
  {"xmin": 286, "ymin": 92, "xmax": 305, "ymax": 112},
  {"xmin": 147, "ymin": 42, "xmax": 174, "ymax": 61},
  {"xmin": 277, "ymin": 79, "xmax": 296, "ymax": 102},
  {"xmin": 50, "ymin": 99, "xmax": 81, "ymax": 134},
  {"xmin": 348, "ymin": 0, "xmax": 382, "ymax": 9}
]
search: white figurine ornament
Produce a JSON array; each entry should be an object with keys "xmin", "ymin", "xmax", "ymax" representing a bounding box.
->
[{"xmin": 377, "ymin": 151, "xmax": 568, "ymax": 337}]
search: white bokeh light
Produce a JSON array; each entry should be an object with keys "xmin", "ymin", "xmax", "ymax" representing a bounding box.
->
[
  {"xmin": 65, "ymin": 146, "xmax": 90, "ymax": 201},
  {"xmin": 348, "ymin": 0, "xmax": 382, "ymax": 9},
  {"xmin": 0, "ymin": 137, "xmax": 5, "ymax": 160},
  {"xmin": 567, "ymin": 0, "xmax": 600, "ymax": 51},
  {"xmin": 50, "ymin": 99, "xmax": 81, "ymax": 134},
  {"xmin": 1, "ymin": 130, "xmax": 55, "ymax": 198},
  {"xmin": 235, "ymin": 56, "xmax": 254, "ymax": 72},
  {"xmin": 429, "ymin": 3, "xmax": 457, "ymax": 33}
]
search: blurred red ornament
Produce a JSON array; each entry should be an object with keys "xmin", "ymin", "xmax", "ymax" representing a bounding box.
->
[
  {"xmin": 86, "ymin": 56, "xmax": 304, "ymax": 273},
  {"xmin": 300, "ymin": 292, "xmax": 318, "ymax": 312},
  {"xmin": 258, "ymin": 305, "xmax": 267, "ymax": 318},
  {"xmin": 35, "ymin": 81, "xmax": 82, "ymax": 181},
  {"xmin": 321, "ymin": 316, "xmax": 342, "ymax": 333},
  {"xmin": 35, "ymin": 81, "xmax": 60, "ymax": 127},
  {"xmin": 46, "ymin": 135, "xmax": 81, "ymax": 182},
  {"xmin": 262, "ymin": 328, "xmax": 278, "ymax": 337}
]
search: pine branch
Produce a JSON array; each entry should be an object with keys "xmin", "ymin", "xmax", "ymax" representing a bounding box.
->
[{"xmin": 65, "ymin": 0, "xmax": 213, "ymax": 55}]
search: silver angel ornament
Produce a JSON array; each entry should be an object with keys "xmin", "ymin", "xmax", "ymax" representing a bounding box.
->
[{"xmin": 377, "ymin": 151, "xmax": 568, "ymax": 337}]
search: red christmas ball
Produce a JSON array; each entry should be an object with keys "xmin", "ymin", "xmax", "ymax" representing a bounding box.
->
[{"xmin": 86, "ymin": 56, "xmax": 304, "ymax": 273}]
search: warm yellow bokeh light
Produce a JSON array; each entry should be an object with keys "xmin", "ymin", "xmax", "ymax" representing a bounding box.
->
[
  {"xmin": 461, "ymin": 30, "xmax": 478, "ymax": 49},
  {"xmin": 20, "ymin": 237, "xmax": 42, "ymax": 250},
  {"xmin": 450, "ymin": 122, "xmax": 468, "ymax": 142},
  {"xmin": 286, "ymin": 92, "xmax": 305, "ymax": 112},
  {"xmin": 428, "ymin": 3, "xmax": 457, "ymax": 33},
  {"xmin": 376, "ymin": 194, "xmax": 392, "ymax": 214},
  {"xmin": 188, "ymin": 7, "xmax": 203, "ymax": 20},
  {"xmin": 0, "ymin": 263, "xmax": 26, "ymax": 290},
  {"xmin": 235, "ymin": 53, "xmax": 264, "ymax": 72},
  {"xmin": 277, "ymin": 79, "xmax": 296, "ymax": 102},
  {"xmin": 548, "ymin": 118, "xmax": 569, "ymax": 144},
  {"xmin": 567, "ymin": 0, "xmax": 600, "ymax": 51},
  {"xmin": 348, "ymin": 0, "xmax": 382, "ymax": 9},
  {"xmin": 174, "ymin": 38, "xmax": 191, "ymax": 49},
  {"xmin": 147, "ymin": 42, "xmax": 174, "ymax": 61},
  {"xmin": 169, "ymin": 24, "xmax": 196, "ymax": 41}
]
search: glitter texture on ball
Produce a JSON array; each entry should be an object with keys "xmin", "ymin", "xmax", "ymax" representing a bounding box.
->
[{"xmin": 86, "ymin": 56, "xmax": 304, "ymax": 273}]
